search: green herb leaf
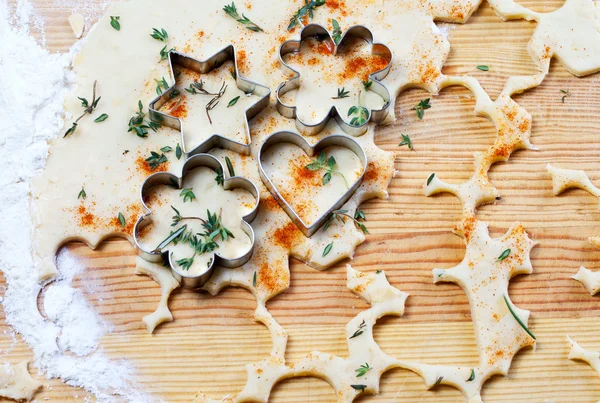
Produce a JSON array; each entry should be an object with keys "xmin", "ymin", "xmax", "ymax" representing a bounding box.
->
[
  {"xmin": 161, "ymin": 146, "xmax": 173, "ymax": 152},
  {"xmin": 354, "ymin": 209, "xmax": 366, "ymax": 221},
  {"xmin": 332, "ymin": 87, "xmax": 349, "ymax": 99},
  {"xmin": 362, "ymin": 80, "xmax": 373, "ymax": 90},
  {"xmin": 160, "ymin": 45, "xmax": 174, "ymax": 61},
  {"xmin": 223, "ymin": 2, "xmax": 264, "ymax": 32},
  {"xmin": 349, "ymin": 319, "xmax": 366, "ymax": 339},
  {"xmin": 560, "ymin": 89, "xmax": 571, "ymax": 103},
  {"xmin": 228, "ymin": 95, "xmax": 240, "ymax": 107},
  {"xmin": 215, "ymin": 166, "xmax": 224, "ymax": 186},
  {"xmin": 110, "ymin": 16, "xmax": 120, "ymax": 31},
  {"xmin": 225, "ymin": 156, "xmax": 235, "ymax": 177},
  {"xmin": 398, "ymin": 133, "xmax": 413, "ymax": 150},
  {"xmin": 180, "ymin": 188, "xmax": 196, "ymax": 203},
  {"xmin": 467, "ymin": 369, "xmax": 475, "ymax": 382},
  {"xmin": 503, "ymin": 294, "xmax": 536, "ymax": 340},
  {"xmin": 150, "ymin": 27, "xmax": 168, "ymax": 41},
  {"xmin": 497, "ymin": 248, "xmax": 511, "ymax": 261},
  {"xmin": 376, "ymin": 270, "xmax": 382, "ymax": 274},
  {"xmin": 64, "ymin": 122, "xmax": 77, "ymax": 137},
  {"xmin": 348, "ymin": 105, "xmax": 369, "ymax": 127},
  {"xmin": 427, "ymin": 173, "xmax": 435, "ymax": 186},
  {"xmin": 78, "ymin": 187, "xmax": 86, "ymax": 200},
  {"xmin": 176, "ymin": 256, "xmax": 194, "ymax": 271},
  {"xmin": 331, "ymin": 19, "xmax": 342, "ymax": 45},
  {"xmin": 118, "ymin": 212, "xmax": 126, "ymax": 228},
  {"xmin": 355, "ymin": 363, "xmax": 371, "ymax": 377},
  {"xmin": 323, "ymin": 242, "xmax": 333, "ymax": 257},
  {"xmin": 175, "ymin": 143, "xmax": 182, "ymax": 159},
  {"xmin": 155, "ymin": 77, "xmax": 169, "ymax": 95},
  {"xmin": 288, "ymin": 0, "xmax": 325, "ymax": 30},
  {"xmin": 412, "ymin": 98, "xmax": 431, "ymax": 120},
  {"xmin": 253, "ymin": 271, "xmax": 257, "ymax": 287},
  {"xmin": 145, "ymin": 151, "xmax": 168, "ymax": 170},
  {"xmin": 350, "ymin": 384, "xmax": 366, "ymax": 392},
  {"xmin": 434, "ymin": 376, "xmax": 443, "ymax": 387},
  {"xmin": 476, "ymin": 65, "xmax": 489, "ymax": 71},
  {"xmin": 94, "ymin": 113, "xmax": 108, "ymax": 123}
]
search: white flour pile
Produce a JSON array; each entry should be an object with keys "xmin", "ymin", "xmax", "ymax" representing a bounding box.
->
[{"xmin": 0, "ymin": 0, "xmax": 148, "ymax": 401}]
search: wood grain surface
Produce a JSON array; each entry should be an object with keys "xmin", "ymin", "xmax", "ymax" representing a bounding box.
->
[{"xmin": 4, "ymin": 0, "xmax": 600, "ymax": 401}]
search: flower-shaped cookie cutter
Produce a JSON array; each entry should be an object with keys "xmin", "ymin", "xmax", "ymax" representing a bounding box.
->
[
  {"xmin": 149, "ymin": 47, "xmax": 271, "ymax": 156},
  {"xmin": 133, "ymin": 154, "xmax": 260, "ymax": 289},
  {"xmin": 258, "ymin": 130, "xmax": 367, "ymax": 237},
  {"xmin": 276, "ymin": 24, "xmax": 392, "ymax": 137}
]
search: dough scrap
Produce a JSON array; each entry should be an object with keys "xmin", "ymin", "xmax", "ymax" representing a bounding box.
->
[
  {"xmin": 567, "ymin": 336, "xmax": 600, "ymax": 376},
  {"xmin": 488, "ymin": 0, "xmax": 600, "ymax": 77},
  {"xmin": 547, "ymin": 164, "xmax": 600, "ymax": 294},
  {"xmin": 68, "ymin": 13, "xmax": 85, "ymax": 39},
  {"xmin": 0, "ymin": 361, "xmax": 42, "ymax": 402},
  {"xmin": 134, "ymin": 257, "xmax": 180, "ymax": 333},
  {"xmin": 197, "ymin": 265, "xmax": 409, "ymax": 402}
]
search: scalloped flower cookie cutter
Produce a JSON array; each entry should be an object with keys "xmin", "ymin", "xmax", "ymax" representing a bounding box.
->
[
  {"xmin": 133, "ymin": 154, "xmax": 260, "ymax": 288},
  {"xmin": 276, "ymin": 24, "xmax": 392, "ymax": 137},
  {"xmin": 258, "ymin": 130, "xmax": 367, "ymax": 237},
  {"xmin": 149, "ymin": 48, "xmax": 271, "ymax": 156}
]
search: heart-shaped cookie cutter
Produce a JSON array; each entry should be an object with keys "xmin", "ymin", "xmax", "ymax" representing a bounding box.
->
[
  {"xmin": 258, "ymin": 131, "xmax": 367, "ymax": 237},
  {"xmin": 149, "ymin": 47, "xmax": 271, "ymax": 156},
  {"xmin": 133, "ymin": 154, "xmax": 260, "ymax": 289},
  {"xmin": 277, "ymin": 24, "xmax": 392, "ymax": 137}
]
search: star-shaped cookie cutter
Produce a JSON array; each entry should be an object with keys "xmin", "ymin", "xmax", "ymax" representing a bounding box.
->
[
  {"xmin": 276, "ymin": 24, "xmax": 393, "ymax": 137},
  {"xmin": 258, "ymin": 130, "xmax": 367, "ymax": 237},
  {"xmin": 149, "ymin": 47, "xmax": 271, "ymax": 156},
  {"xmin": 133, "ymin": 154, "xmax": 260, "ymax": 289}
]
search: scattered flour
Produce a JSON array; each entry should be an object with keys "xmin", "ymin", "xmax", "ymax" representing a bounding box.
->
[{"xmin": 0, "ymin": 0, "xmax": 148, "ymax": 401}]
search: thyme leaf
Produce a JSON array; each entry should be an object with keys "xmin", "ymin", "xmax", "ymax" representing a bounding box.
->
[
  {"xmin": 467, "ymin": 369, "xmax": 475, "ymax": 382},
  {"xmin": 225, "ymin": 156, "xmax": 235, "ymax": 176},
  {"xmin": 427, "ymin": 173, "xmax": 435, "ymax": 186},
  {"xmin": 145, "ymin": 151, "xmax": 168, "ymax": 170},
  {"xmin": 118, "ymin": 212, "xmax": 126, "ymax": 228},
  {"xmin": 110, "ymin": 16, "xmax": 120, "ymax": 31},
  {"xmin": 94, "ymin": 113, "xmax": 108, "ymax": 123},
  {"xmin": 477, "ymin": 65, "xmax": 489, "ymax": 71},
  {"xmin": 348, "ymin": 105, "xmax": 369, "ymax": 127},
  {"xmin": 350, "ymin": 384, "xmax": 366, "ymax": 392},
  {"xmin": 78, "ymin": 187, "xmax": 86, "ymax": 200},
  {"xmin": 176, "ymin": 143, "xmax": 182, "ymax": 159},
  {"xmin": 323, "ymin": 241, "xmax": 333, "ymax": 257},
  {"xmin": 349, "ymin": 319, "xmax": 366, "ymax": 339},
  {"xmin": 228, "ymin": 95, "xmax": 240, "ymax": 107},
  {"xmin": 497, "ymin": 248, "xmax": 511, "ymax": 261}
]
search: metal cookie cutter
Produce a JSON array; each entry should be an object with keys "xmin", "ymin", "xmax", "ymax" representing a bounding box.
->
[
  {"xmin": 277, "ymin": 24, "xmax": 392, "ymax": 137},
  {"xmin": 133, "ymin": 154, "xmax": 260, "ymax": 289},
  {"xmin": 149, "ymin": 47, "xmax": 271, "ymax": 156},
  {"xmin": 258, "ymin": 131, "xmax": 367, "ymax": 237}
]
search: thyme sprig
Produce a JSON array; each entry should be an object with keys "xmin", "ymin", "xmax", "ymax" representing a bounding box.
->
[
  {"xmin": 331, "ymin": 19, "xmax": 342, "ymax": 45},
  {"xmin": 145, "ymin": 151, "xmax": 168, "ymax": 170},
  {"xmin": 332, "ymin": 87, "xmax": 349, "ymax": 99},
  {"xmin": 205, "ymin": 82, "xmax": 227, "ymax": 124},
  {"xmin": 398, "ymin": 133, "xmax": 413, "ymax": 150},
  {"xmin": 184, "ymin": 81, "xmax": 227, "ymax": 124},
  {"xmin": 287, "ymin": 0, "xmax": 326, "ymax": 31},
  {"xmin": 185, "ymin": 80, "xmax": 221, "ymax": 96},
  {"xmin": 412, "ymin": 98, "xmax": 431, "ymax": 119},
  {"xmin": 128, "ymin": 100, "xmax": 160, "ymax": 137},
  {"xmin": 324, "ymin": 209, "xmax": 368, "ymax": 233},
  {"xmin": 348, "ymin": 105, "xmax": 369, "ymax": 127},
  {"xmin": 180, "ymin": 188, "xmax": 196, "ymax": 203},
  {"xmin": 64, "ymin": 81, "xmax": 101, "ymax": 137},
  {"xmin": 78, "ymin": 187, "xmax": 86, "ymax": 200},
  {"xmin": 160, "ymin": 45, "xmax": 174, "ymax": 61},
  {"xmin": 355, "ymin": 363, "xmax": 372, "ymax": 377},
  {"xmin": 560, "ymin": 89, "xmax": 571, "ymax": 103},
  {"xmin": 349, "ymin": 319, "xmax": 366, "ymax": 339},
  {"xmin": 169, "ymin": 209, "xmax": 234, "ymax": 271},
  {"xmin": 110, "ymin": 16, "xmax": 120, "ymax": 31},
  {"xmin": 223, "ymin": 2, "xmax": 264, "ymax": 32},
  {"xmin": 150, "ymin": 28, "xmax": 168, "ymax": 42},
  {"xmin": 305, "ymin": 150, "xmax": 349, "ymax": 188},
  {"xmin": 155, "ymin": 77, "xmax": 169, "ymax": 95}
]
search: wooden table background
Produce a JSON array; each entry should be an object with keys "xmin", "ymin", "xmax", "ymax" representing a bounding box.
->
[{"xmin": 4, "ymin": 1, "xmax": 600, "ymax": 401}]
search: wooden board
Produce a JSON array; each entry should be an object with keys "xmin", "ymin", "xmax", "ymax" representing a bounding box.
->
[{"xmin": 4, "ymin": 0, "xmax": 600, "ymax": 401}]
